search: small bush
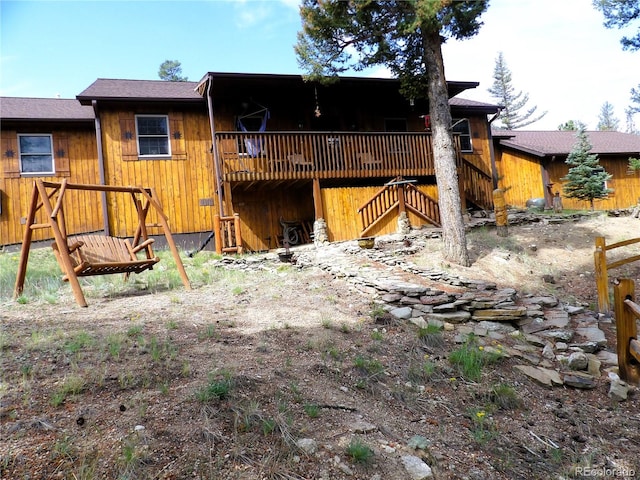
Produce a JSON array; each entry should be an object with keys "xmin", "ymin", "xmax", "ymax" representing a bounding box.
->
[{"xmin": 345, "ymin": 439, "xmax": 374, "ymax": 464}]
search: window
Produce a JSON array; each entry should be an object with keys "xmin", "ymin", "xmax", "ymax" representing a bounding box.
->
[
  {"xmin": 452, "ymin": 118, "xmax": 472, "ymax": 152},
  {"xmin": 136, "ymin": 115, "xmax": 170, "ymax": 157},
  {"xmin": 18, "ymin": 134, "xmax": 54, "ymax": 175}
]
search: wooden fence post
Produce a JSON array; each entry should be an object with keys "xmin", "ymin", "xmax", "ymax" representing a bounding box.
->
[
  {"xmin": 594, "ymin": 236, "xmax": 609, "ymax": 313},
  {"xmin": 614, "ymin": 279, "xmax": 640, "ymax": 385},
  {"xmin": 493, "ymin": 188, "xmax": 508, "ymax": 237}
]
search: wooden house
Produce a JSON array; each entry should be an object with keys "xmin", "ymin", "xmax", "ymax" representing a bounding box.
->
[
  {"xmin": 1, "ymin": 73, "xmax": 500, "ymax": 252},
  {"xmin": 0, "ymin": 97, "xmax": 101, "ymax": 245},
  {"xmin": 493, "ymin": 130, "xmax": 640, "ymax": 211}
]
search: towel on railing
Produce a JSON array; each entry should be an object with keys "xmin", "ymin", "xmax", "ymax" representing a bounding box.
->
[{"xmin": 237, "ymin": 110, "xmax": 270, "ymax": 157}]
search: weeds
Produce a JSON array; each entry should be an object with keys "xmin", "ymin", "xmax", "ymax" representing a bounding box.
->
[
  {"xmin": 449, "ymin": 335, "xmax": 503, "ymax": 382},
  {"xmin": 51, "ymin": 375, "xmax": 86, "ymax": 406},
  {"xmin": 196, "ymin": 372, "xmax": 233, "ymax": 402},
  {"xmin": 345, "ymin": 439, "xmax": 374, "ymax": 464},
  {"xmin": 418, "ymin": 323, "xmax": 445, "ymax": 348}
]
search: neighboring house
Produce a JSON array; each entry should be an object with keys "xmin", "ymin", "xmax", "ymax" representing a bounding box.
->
[
  {"xmin": 1, "ymin": 73, "xmax": 500, "ymax": 251},
  {"xmin": 493, "ymin": 130, "xmax": 640, "ymax": 211}
]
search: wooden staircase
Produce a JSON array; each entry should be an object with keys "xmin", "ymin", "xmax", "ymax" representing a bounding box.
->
[
  {"xmin": 460, "ymin": 159, "xmax": 494, "ymax": 211},
  {"xmin": 357, "ymin": 177, "xmax": 441, "ymax": 237},
  {"xmin": 357, "ymin": 159, "xmax": 494, "ymax": 237}
]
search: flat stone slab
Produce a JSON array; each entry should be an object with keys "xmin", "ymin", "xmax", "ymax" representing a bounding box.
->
[
  {"xmin": 425, "ymin": 311, "xmax": 471, "ymax": 324},
  {"xmin": 472, "ymin": 307, "xmax": 526, "ymax": 321},
  {"xmin": 522, "ymin": 311, "xmax": 570, "ymax": 334},
  {"xmin": 575, "ymin": 327, "xmax": 607, "ymax": 346},
  {"xmin": 562, "ymin": 372, "xmax": 597, "ymax": 389},
  {"xmin": 390, "ymin": 306, "xmax": 413, "ymax": 320},
  {"xmin": 515, "ymin": 365, "xmax": 563, "ymax": 387}
]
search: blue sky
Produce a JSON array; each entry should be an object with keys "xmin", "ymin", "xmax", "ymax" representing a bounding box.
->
[{"xmin": 1, "ymin": 0, "xmax": 638, "ymax": 130}]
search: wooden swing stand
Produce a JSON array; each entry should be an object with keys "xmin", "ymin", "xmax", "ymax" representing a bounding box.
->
[{"xmin": 14, "ymin": 180, "xmax": 191, "ymax": 307}]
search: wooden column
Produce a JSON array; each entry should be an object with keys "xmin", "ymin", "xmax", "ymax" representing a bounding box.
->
[
  {"xmin": 493, "ymin": 188, "xmax": 508, "ymax": 237},
  {"xmin": 312, "ymin": 177, "xmax": 323, "ymax": 220}
]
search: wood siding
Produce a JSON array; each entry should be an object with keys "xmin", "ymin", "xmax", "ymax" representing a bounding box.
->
[
  {"xmin": 99, "ymin": 108, "xmax": 216, "ymax": 238},
  {"xmin": 547, "ymin": 156, "xmax": 640, "ymax": 211},
  {"xmin": 322, "ymin": 185, "xmax": 439, "ymax": 241},
  {"xmin": 496, "ymin": 149, "xmax": 640, "ymax": 211},
  {"xmin": 495, "ymin": 150, "xmax": 545, "ymax": 207},
  {"xmin": 1, "ymin": 128, "xmax": 102, "ymax": 246},
  {"xmin": 231, "ymin": 186, "xmax": 314, "ymax": 251}
]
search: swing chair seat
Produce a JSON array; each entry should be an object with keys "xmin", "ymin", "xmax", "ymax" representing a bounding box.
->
[{"xmin": 52, "ymin": 234, "xmax": 160, "ymax": 280}]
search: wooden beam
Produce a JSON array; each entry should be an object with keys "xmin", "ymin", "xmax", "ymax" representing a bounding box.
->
[{"xmin": 313, "ymin": 178, "xmax": 323, "ymax": 220}]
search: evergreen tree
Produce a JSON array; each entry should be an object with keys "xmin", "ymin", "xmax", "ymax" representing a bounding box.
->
[
  {"xmin": 630, "ymin": 84, "xmax": 640, "ymax": 113},
  {"xmin": 558, "ymin": 120, "xmax": 586, "ymax": 131},
  {"xmin": 597, "ymin": 101, "xmax": 620, "ymax": 131},
  {"xmin": 158, "ymin": 60, "xmax": 188, "ymax": 82},
  {"xmin": 561, "ymin": 128, "xmax": 613, "ymax": 210},
  {"xmin": 488, "ymin": 52, "xmax": 547, "ymax": 129},
  {"xmin": 593, "ymin": 0, "xmax": 640, "ymax": 51},
  {"xmin": 296, "ymin": 0, "xmax": 489, "ymax": 267}
]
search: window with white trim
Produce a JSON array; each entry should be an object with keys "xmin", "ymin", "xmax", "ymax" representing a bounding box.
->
[
  {"xmin": 452, "ymin": 118, "xmax": 473, "ymax": 153},
  {"xmin": 18, "ymin": 134, "xmax": 55, "ymax": 175},
  {"xmin": 136, "ymin": 115, "xmax": 171, "ymax": 157}
]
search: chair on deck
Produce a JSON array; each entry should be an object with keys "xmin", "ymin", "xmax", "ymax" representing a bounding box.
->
[
  {"xmin": 287, "ymin": 153, "xmax": 314, "ymax": 170},
  {"xmin": 358, "ymin": 152, "xmax": 382, "ymax": 168}
]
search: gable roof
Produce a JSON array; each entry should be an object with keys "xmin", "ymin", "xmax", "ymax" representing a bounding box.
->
[
  {"xmin": 494, "ymin": 130, "xmax": 640, "ymax": 157},
  {"xmin": 449, "ymin": 96, "xmax": 501, "ymax": 114},
  {"xmin": 1, "ymin": 97, "xmax": 94, "ymax": 122},
  {"xmin": 77, "ymin": 78, "xmax": 202, "ymax": 104}
]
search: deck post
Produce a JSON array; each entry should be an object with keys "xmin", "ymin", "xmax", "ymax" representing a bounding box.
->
[
  {"xmin": 493, "ymin": 188, "xmax": 508, "ymax": 237},
  {"xmin": 233, "ymin": 213, "xmax": 243, "ymax": 254},
  {"xmin": 312, "ymin": 178, "xmax": 323, "ymax": 220},
  {"xmin": 214, "ymin": 214, "xmax": 222, "ymax": 254}
]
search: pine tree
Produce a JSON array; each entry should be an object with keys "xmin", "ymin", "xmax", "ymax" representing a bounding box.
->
[
  {"xmin": 561, "ymin": 129, "xmax": 613, "ymax": 210},
  {"xmin": 158, "ymin": 60, "xmax": 188, "ymax": 82},
  {"xmin": 597, "ymin": 101, "xmax": 620, "ymax": 130},
  {"xmin": 593, "ymin": 0, "xmax": 640, "ymax": 51},
  {"xmin": 296, "ymin": 0, "xmax": 490, "ymax": 267},
  {"xmin": 488, "ymin": 52, "xmax": 547, "ymax": 130},
  {"xmin": 558, "ymin": 120, "xmax": 587, "ymax": 131}
]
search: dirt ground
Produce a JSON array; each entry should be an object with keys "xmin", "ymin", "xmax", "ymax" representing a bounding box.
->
[{"xmin": 1, "ymin": 212, "xmax": 639, "ymax": 479}]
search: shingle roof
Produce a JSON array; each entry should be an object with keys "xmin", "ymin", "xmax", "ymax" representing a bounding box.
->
[
  {"xmin": 449, "ymin": 96, "xmax": 500, "ymax": 112},
  {"xmin": 495, "ymin": 130, "xmax": 640, "ymax": 157},
  {"xmin": 0, "ymin": 97, "xmax": 94, "ymax": 121},
  {"xmin": 77, "ymin": 78, "xmax": 202, "ymax": 104}
]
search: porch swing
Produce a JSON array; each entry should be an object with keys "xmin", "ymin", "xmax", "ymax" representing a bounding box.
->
[{"xmin": 14, "ymin": 179, "xmax": 191, "ymax": 307}]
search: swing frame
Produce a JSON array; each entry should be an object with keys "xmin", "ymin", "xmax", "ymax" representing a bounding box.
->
[{"xmin": 14, "ymin": 179, "xmax": 191, "ymax": 307}]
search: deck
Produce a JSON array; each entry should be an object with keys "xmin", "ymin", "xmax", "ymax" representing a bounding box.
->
[{"xmin": 216, "ymin": 132, "xmax": 445, "ymax": 182}]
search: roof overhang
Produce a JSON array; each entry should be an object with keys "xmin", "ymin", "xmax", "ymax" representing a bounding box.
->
[{"xmin": 195, "ymin": 71, "xmax": 479, "ymax": 99}]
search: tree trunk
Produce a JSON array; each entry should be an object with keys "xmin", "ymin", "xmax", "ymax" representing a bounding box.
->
[{"xmin": 422, "ymin": 29, "xmax": 470, "ymax": 267}]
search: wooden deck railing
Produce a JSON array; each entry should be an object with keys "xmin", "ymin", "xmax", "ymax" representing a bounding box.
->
[
  {"xmin": 216, "ymin": 132, "xmax": 437, "ymax": 182},
  {"xmin": 613, "ymin": 279, "xmax": 640, "ymax": 385},
  {"xmin": 404, "ymin": 183, "xmax": 441, "ymax": 226},
  {"xmin": 594, "ymin": 236, "xmax": 640, "ymax": 312},
  {"xmin": 459, "ymin": 159, "xmax": 494, "ymax": 211},
  {"xmin": 357, "ymin": 179, "xmax": 440, "ymax": 236},
  {"xmin": 213, "ymin": 213, "xmax": 243, "ymax": 254},
  {"xmin": 358, "ymin": 184, "xmax": 399, "ymax": 236}
]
